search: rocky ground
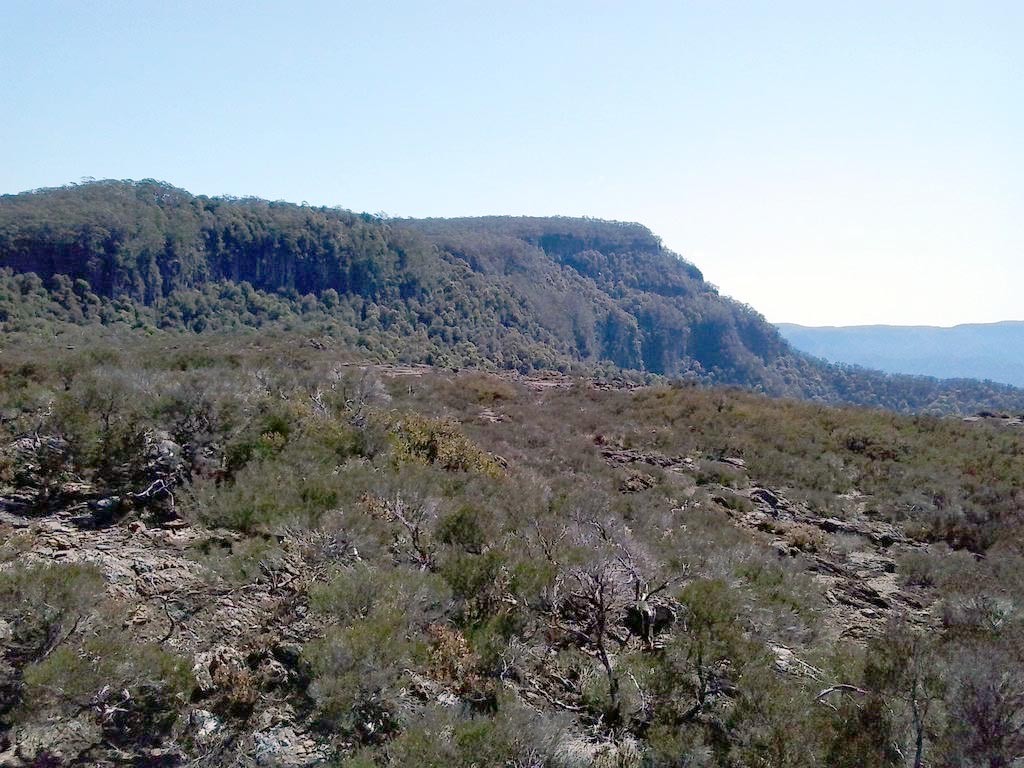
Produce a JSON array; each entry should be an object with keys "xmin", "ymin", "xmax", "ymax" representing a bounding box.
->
[
  {"xmin": 598, "ymin": 440, "xmax": 935, "ymax": 642},
  {"xmin": 0, "ymin": 364, "xmax": 996, "ymax": 766},
  {"xmin": 0, "ymin": 504, "xmax": 332, "ymax": 766}
]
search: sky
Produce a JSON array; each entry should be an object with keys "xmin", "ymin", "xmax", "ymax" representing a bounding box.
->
[{"xmin": 1, "ymin": 0, "xmax": 1021, "ymax": 326}]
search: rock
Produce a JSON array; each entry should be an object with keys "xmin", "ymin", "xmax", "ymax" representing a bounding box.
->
[
  {"xmin": 478, "ymin": 408, "xmax": 506, "ymax": 423},
  {"xmin": 88, "ymin": 496, "xmax": 125, "ymax": 520},
  {"xmin": 437, "ymin": 690, "xmax": 460, "ymax": 707},
  {"xmin": 599, "ymin": 445, "xmax": 685, "ymax": 469},
  {"xmin": 624, "ymin": 601, "xmax": 676, "ymax": 640},
  {"xmin": 0, "ymin": 491, "xmax": 36, "ymax": 514},
  {"xmin": 771, "ymin": 644, "xmax": 823, "ymax": 678},
  {"xmin": 816, "ymin": 517, "xmax": 849, "ymax": 534},
  {"xmin": 189, "ymin": 709, "xmax": 223, "ymax": 744},
  {"xmin": 6, "ymin": 716, "xmax": 101, "ymax": 767},
  {"xmin": 8, "ymin": 435, "xmax": 69, "ymax": 459},
  {"xmin": 846, "ymin": 550, "xmax": 896, "ymax": 574},
  {"xmin": 193, "ymin": 646, "xmax": 248, "ymax": 696},
  {"xmin": 842, "ymin": 583, "xmax": 890, "ymax": 610},
  {"xmin": 271, "ymin": 642, "xmax": 305, "ymax": 672},
  {"xmin": 257, "ymin": 657, "xmax": 290, "ymax": 689},
  {"xmin": 145, "ymin": 430, "xmax": 183, "ymax": 465},
  {"xmin": 143, "ymin": 747, "xmax": 181, "ymax": 764},
  {"xmin": 192, "ymin": 655, "xmax": 215, "ymax": 695},
  {"xmin": 619, "ymin": 471, "xmax": 657, "ymax": 494},
  {"xmin": 771, "ymin": 540, "xmax": 796, "ymax": 557},
  {"xmin": 59, "ymin": 480, "xmax": 96, "ymax": 499},
  {"xmin": 749, "ymin": 487, "xmax": 785, "ymax": 509},
  {"xmin": 253, "ymin": 725, "xmax": 324, "ymax": 767}
]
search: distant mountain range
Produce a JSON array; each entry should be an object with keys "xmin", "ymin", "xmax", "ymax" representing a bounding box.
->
[{"xmin": 777, "ymin": 321, "xmax": 1024, "ymax": 388}]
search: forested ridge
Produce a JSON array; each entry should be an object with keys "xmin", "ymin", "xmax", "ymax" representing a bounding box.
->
[{"xmin": 2, "ymin": 178, "xmax": 1023, "ymax": 414}]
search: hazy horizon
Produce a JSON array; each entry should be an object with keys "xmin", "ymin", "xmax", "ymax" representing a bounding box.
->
[
  {"xmin": 3, "ymin": 1, "xmax": 1021, "ymax": 327},
  {"xmin": 778, "ymin": 319, "xmax": 1024, "ymax": 330}
]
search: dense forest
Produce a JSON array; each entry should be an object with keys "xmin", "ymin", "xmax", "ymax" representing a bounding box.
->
[{"xmin": 2, "ymin": 179, "xmax": 1023, "ymax": 414}]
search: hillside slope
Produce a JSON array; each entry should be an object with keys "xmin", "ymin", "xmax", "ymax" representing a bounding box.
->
[
  {"xmin": 2, "ymin": 336, "xmax": 1023, "ymax": 766},
  {"xmin": 779, "ymin": 321, "xmax": 1024, "ymax": 387},
  {"xmin": 2, "ymin": 179, "xmax": 1023, "ymax": 414}
]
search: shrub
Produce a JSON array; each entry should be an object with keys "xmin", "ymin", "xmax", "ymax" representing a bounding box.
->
[
  {"xmin": 360, "ymin": 700, "xmax": 565, "ymax": 767},
  {"xmin": 384, "ymin": 412, "xmax": 504, "ymax": 477},
  {"xmin": 305, "ymin": 565, "xmax": 450, "ymax": 739},
  {"xmin": 0, "ymin": 562, "xmax": 105, "ymax": 663},
  {"xmin": 696, "ymin": 460, "xmax": 748, "ymax": 489},
  {"xmin": 20, "ymin": 631, "xmax": 193, "ymax": 748},
  {"xmin": 189, "ymin": 534, "xmax": 286, "ymax": 587},
  {"xmin": 435, "ymin": 504, "xmax": 485, "ymax": 553},
  {"xmin": 712, "ymin": 489, "xmax": 753, "ymax": 514}
]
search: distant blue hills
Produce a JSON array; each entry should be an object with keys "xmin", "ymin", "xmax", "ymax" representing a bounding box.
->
[{"xmin": 777, "ymin": 321, "xmax": 1024, "ymax": 388}]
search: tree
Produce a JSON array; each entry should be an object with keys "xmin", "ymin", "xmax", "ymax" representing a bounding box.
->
[
  {"xmin": 863, "ymin": 620, "xmax": 945, "ymax": 768},
  {"xmin": 942, "ymin": 644, "xmax": 1024, "ymax": 768}
]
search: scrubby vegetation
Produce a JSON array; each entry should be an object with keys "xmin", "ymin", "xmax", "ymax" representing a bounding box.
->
[{"xmin": 2, "ymin": 331, "xmax": 1023, "ymax": 766}]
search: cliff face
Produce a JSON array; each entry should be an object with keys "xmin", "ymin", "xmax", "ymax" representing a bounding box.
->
[{"xmin": 0, "ymin": 181, "xmax": 789, "ymax": 383}]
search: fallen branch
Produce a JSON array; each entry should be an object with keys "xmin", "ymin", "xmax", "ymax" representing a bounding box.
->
[
  {"xmin": 816, "ymin": 684, "xmax": 868, "ymax": 700},
  {"xmin": 158, "ymin": 596, "xmax": 176, "ymax": 644},
  {"xmin": 523, "ymin": 680, "xmax": 585, "ymax": 712},
  {"xmin": 815, "ymin": 684, "xmax": 869, "ymax": 710}
]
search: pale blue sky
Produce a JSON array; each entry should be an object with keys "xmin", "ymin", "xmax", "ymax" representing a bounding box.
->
[{"xmin": 2, "ymin": 1, "xmax": 1021, "ymax": 325}]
